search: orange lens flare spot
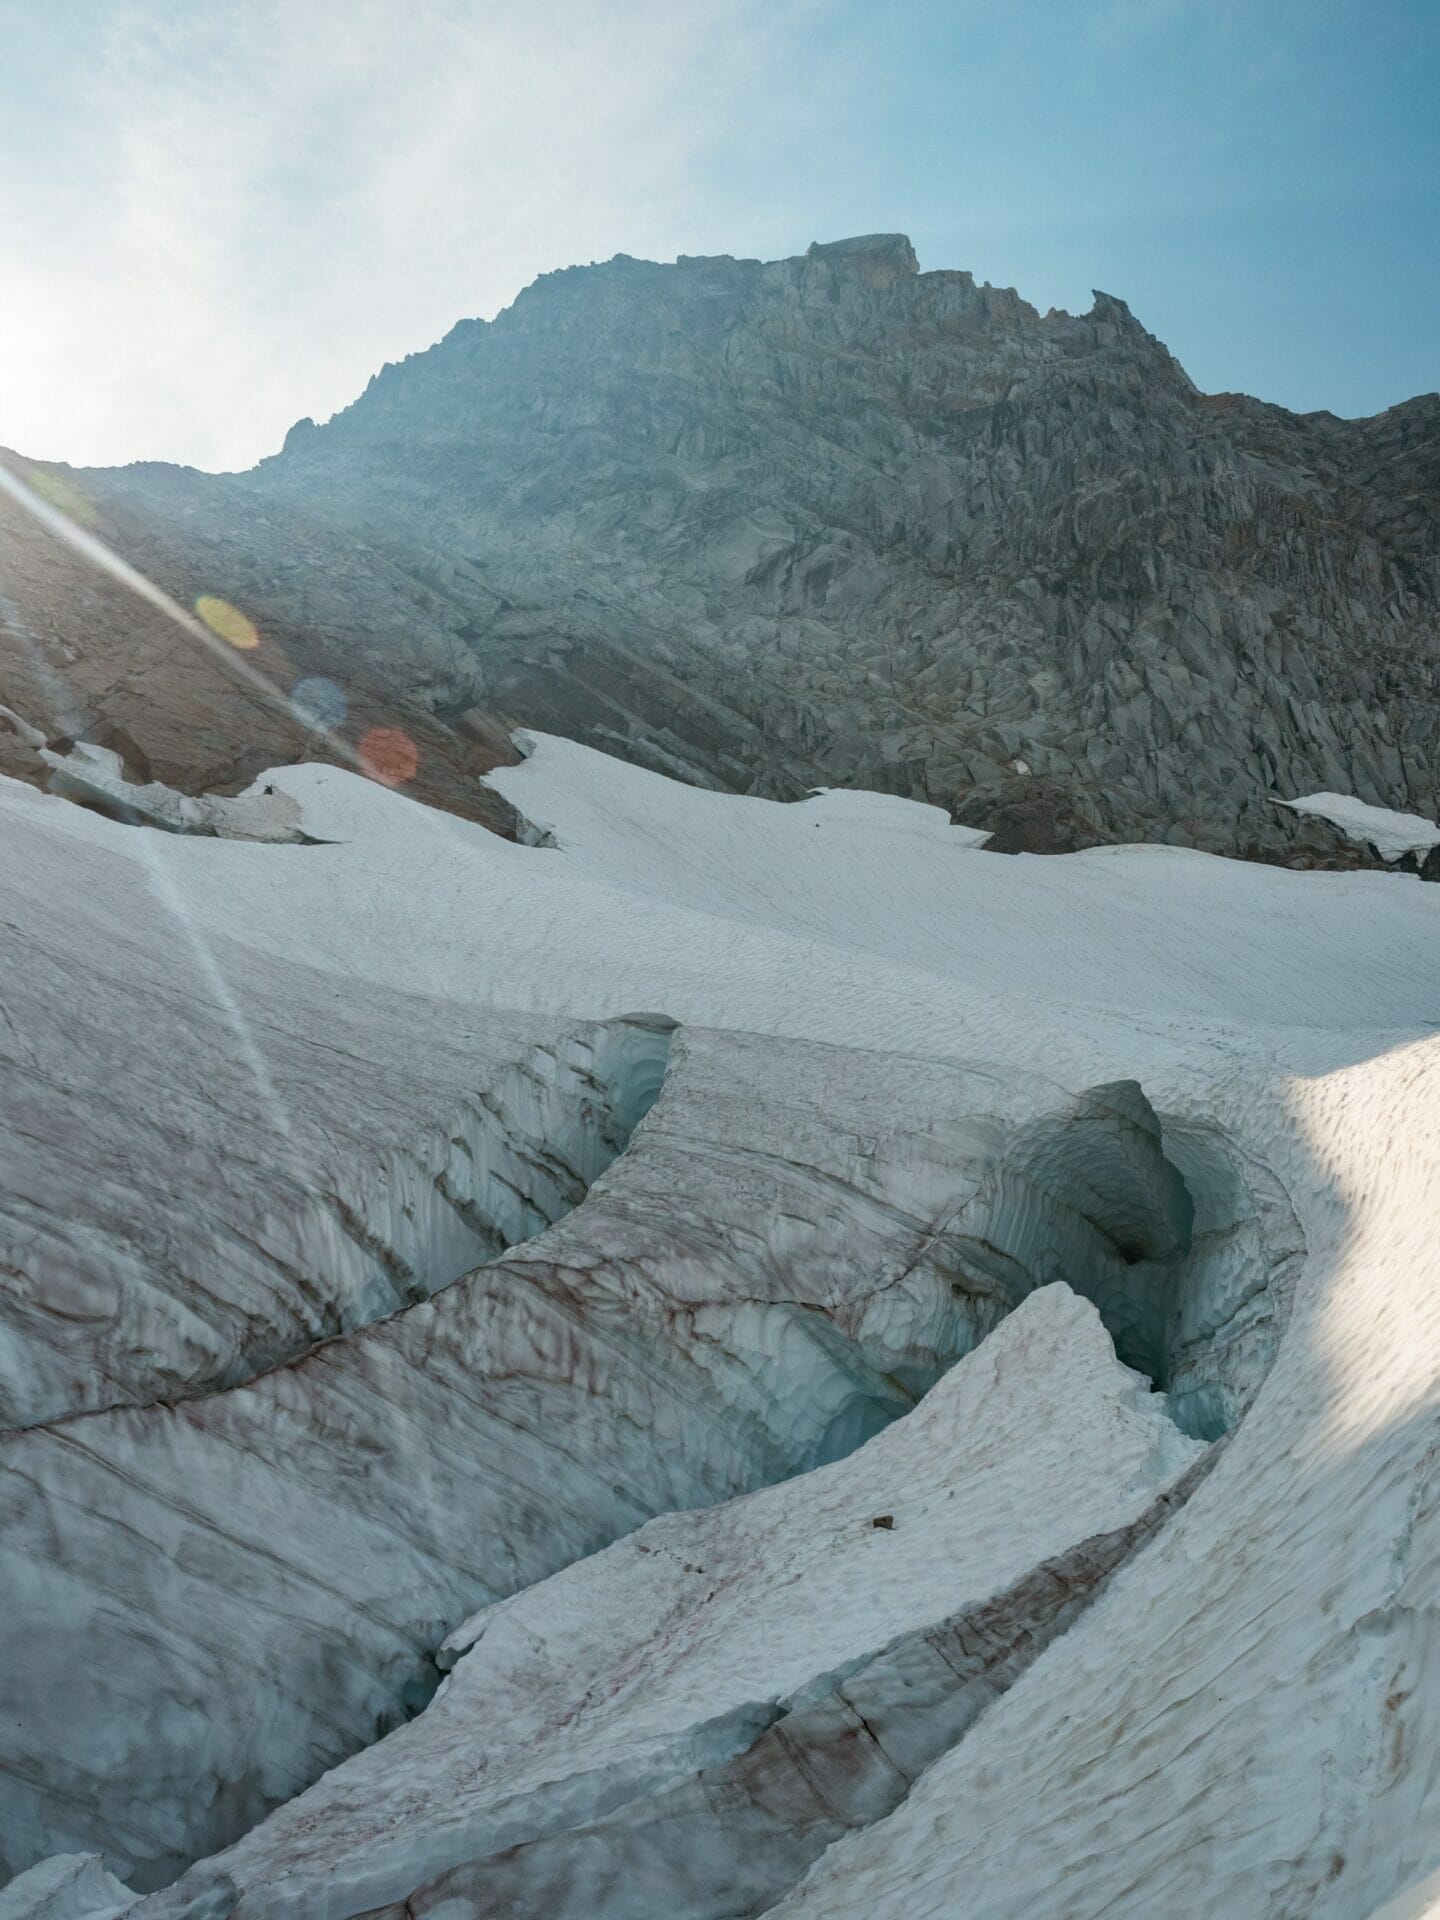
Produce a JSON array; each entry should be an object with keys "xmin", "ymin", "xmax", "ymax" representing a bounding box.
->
[
  {"xmin": 359, "ymin": 726, "xmax": 420, "ymax": 787},
  {"xmin": 195, "ymin": 594, "xmax": 260, "ymax": 650}
]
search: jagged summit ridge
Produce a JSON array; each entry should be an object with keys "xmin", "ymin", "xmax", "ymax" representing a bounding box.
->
[{"xmin": 805, "ymin": 231, "xmax": 920, "ymax": 274}]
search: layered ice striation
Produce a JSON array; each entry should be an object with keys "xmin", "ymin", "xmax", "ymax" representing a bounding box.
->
[
  {"xmin": 125, "ymin": 1287, "xmax": 1205, "ymax": 1919},
  {"xmin": 0, "ymin": 1015, "xmax": 1254, "ymax": 1889},
  {"xmin": 0, "ymin": 797, "xmax": 672, "ymax": 1429},
  {"xmin": 0, "ymin": 772, "xmax": 1304, "ymax": 1892}
]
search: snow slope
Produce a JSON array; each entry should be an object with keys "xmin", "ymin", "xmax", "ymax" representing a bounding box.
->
[
  {"xmin": 4, "ymin": 725, "xmax": 1428, "ymax": 1065},
  {"xmin": 1, "ymin": 730, "xmax": 1438, "ymax": 1917},
  {"xmin": 484, "ymin": 733, "xmax": 1439, "ymax": 1036}
]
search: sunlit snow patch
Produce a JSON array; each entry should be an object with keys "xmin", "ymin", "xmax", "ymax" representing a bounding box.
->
[{"xmin": 1278, "ymin": 791, "xmax": 1440, "ymax": 863}]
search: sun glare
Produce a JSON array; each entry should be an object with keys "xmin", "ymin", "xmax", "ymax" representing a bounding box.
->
[{"xmin": 195, "ymin": 594, "xmax": 261, "ymax": 650}]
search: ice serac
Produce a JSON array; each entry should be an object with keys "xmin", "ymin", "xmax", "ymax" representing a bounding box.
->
[
  {"xmin": 362, "ymin": 1471, "xmax": 1215, "ymax": 1920},
  {"xmin": 771, "ymin": 1044, "xmax": 1440, "ymax": 1920},
  {"xmin": 6, "ymin": 235, "xmax": 1433, "ymax": 866},
  {"xmin": 131, "ymin": 1287, "xmax": 1203, "ymax": 1918}
]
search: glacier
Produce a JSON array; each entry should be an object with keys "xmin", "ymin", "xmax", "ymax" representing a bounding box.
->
[
  {"xmin": 1, "ymin": 729, "xmax": 1438, "ymax": 1917},
  {"xmin": 125, "ymin": 1286, "xmax": 1203, "ymax": 1919}
]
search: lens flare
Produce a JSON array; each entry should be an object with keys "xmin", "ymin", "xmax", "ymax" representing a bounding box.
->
[
  {"xmin": 195, "ymin": 594, "xmax": 260, "ymax": 650},
  {"xmin": 290, "ymin": 675, "xmax": 347, "ymax": 731},
  {"xmin": 22, "ymin": 466, "xmax": 99, "ymax": 528},
  {"xmin": 359, "ymin": 725, "xmax": 420, "ymax": 787},
  {"xmin": 0, "ymin": 461, "xmax": 369, "ymax": 780}
]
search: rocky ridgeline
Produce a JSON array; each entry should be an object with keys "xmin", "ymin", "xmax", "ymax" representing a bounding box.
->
[{"xmin": 14, "ymin": 233, "xmax": 1440, "ymax": 859}]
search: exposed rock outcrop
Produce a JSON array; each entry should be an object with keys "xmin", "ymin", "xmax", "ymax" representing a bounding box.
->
[{"xmin": 0, "ymin": 462, "xmax": 522, "ymax": 834}]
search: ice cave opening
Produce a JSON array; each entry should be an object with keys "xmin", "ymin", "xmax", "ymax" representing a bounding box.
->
[{"xmin": 928, "ymin": 1081, "xmax": 1302, "ymax": 1444}]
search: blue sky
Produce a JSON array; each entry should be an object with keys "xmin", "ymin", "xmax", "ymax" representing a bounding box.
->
[{"xmin": 1, "ymin": 0, "xmax": 1435, "ymax": 469}]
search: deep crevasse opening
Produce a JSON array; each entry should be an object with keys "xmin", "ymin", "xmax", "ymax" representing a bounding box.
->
[
  {"xmin": 0, "ymin": 1013, "xmax": 677, "ymax": 1433},
  {"xmin": 822, "ymin": 1079, "xmax": 1300, "ymax": 1448},
  {"xmin": 344, "ymin": 1012, "xmax": 677, "ymax": 1310}
]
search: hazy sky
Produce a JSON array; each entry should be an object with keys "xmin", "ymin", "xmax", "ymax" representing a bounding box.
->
[{"xmin": 2, "ymin": 0, "xmax": 1435, "ymax": 471}]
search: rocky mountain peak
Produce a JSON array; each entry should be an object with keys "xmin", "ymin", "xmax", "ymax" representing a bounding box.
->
[
  {"xmin": 3, "ymin": 236, "xmax": 1435, "ymax": 867},
  {"xmin": 806, "ymin": 231, "xmax": 920, "ymax": 279},
  {"xmin": 1088, "ymin": 288, "xmax": 1142, "ymax": 330}
]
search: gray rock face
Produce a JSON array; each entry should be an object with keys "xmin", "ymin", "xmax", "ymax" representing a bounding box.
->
[{"xmin": 46, "ymin": 233, "xmax": 1440, "ymax": 861}]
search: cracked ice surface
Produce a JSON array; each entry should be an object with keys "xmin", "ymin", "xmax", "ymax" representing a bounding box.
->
[
  {"xmin": 0, "ymin": 796, "xmax": 672, "ymax": 1428},
  {"xmin": 128, "ymin": 1287, "xmax": 1202, "ymax": 1918},
  {"xmin": 772, "ymin": 1041, "xmax": 1440, "ymax": 1920},
  {"xmin": 0, "ymin": 1009, "xmax": 1216, "ymax": 1887},
  {"xmin": 2, "ymin": 730, "xmax": 1439, "ymax": 1916}
]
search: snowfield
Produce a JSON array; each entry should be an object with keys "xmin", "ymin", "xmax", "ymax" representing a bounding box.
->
[{"xmin": 1, "ymin": 731, "xmax": 1437, "ymax": 1919}]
